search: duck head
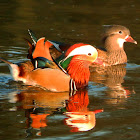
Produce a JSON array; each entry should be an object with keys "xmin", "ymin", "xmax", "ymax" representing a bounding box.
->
[
  {"xmin": 60, "ymin": 43, "xmax": 98, "ymax": 88},
  {"xmin": 102, "ymin": 25, "xmax": 137, "ymax": 52}
]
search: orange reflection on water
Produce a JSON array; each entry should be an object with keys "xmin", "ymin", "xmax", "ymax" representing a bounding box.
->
[
  {"xmin": 64, "ymin": 90, "xmax": 103, "ymax": 132},
  {"xmin": 30, "ymin": 114, "xmax": 49, "ymax": 129},
  {"xmin": 9, "ymin": 88, "xmax": 103, "ymax": 135}
]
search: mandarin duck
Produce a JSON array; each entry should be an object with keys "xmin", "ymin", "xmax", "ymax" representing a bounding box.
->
[
  {"xmin": 95, "ymin": 25, "xmax": 137, "ymax": 66},
  {"xmin": 0, "ymin": 38, "xmax": 98, "ymax": 92}
]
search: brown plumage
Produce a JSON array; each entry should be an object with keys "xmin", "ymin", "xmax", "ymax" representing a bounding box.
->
[{"xmin": 94, "ymin": 25, "xmax": 137, "ymax": 66}]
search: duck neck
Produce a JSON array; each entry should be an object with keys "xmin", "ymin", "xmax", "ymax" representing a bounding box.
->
[
  {"xmin": 103, "ymin": 37, "xmax": 127, "ymax": 65},
  {"xmin": 104, "ymin": 37, "xmax": 125, "ymax": 52},
  {"xmin": 105, "ymin": 39, "xmax": 127, "ymax": 65},
  {"xmin": 66, "ymin": 58, "xmax": 90, "ymax": 89}
]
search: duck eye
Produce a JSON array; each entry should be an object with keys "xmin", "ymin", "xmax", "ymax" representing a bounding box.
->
[
  {"xmin": 88, "ymin": 53, "xmax": 92, "ymax": 56},
  {"xmin": 119, "ymin": 30, "xmax": 122, "ymax": 34}
]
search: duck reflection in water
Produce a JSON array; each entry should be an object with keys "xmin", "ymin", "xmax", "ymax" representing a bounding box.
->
[
  {"xmin": 26, "ymin": 111, "xmax": 49, "ymax": 137},
  {"xmin": 90, "ymin": 64, "xmax": 135, "ymax": 104},
  {"xmin": 9, "ymin": 88, "xmax": 103, "ymax": 136},
  {"xmin": 8, "ymin": 89, "xmax": 67, "ymax": 136},
  {"xmin": 15, "ymin": 89, "xmax": 69, "ymax": 137},
  {"xmin": 64, "ymin": 89, "xmax": 103, "ymax": 132}
]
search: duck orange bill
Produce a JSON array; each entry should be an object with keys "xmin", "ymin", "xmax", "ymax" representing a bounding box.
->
[{"xmin": 125, "ymin": 35, "xmax": 137, "ymax": 44}]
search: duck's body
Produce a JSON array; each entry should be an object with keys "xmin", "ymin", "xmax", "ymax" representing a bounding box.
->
[
  {"xmin": 0, "ymin": 39, "xmax": 98, "ymax": 92},
  {"xmin": 25, "ymin": 68, "xmax": 70, "ymax": 92},
  {"xmin": 96, "ymin": 47, "xmax": 127, "ymax": 66}
]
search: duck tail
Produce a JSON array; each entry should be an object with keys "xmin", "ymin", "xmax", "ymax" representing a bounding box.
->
[{"xmin": 0, "ymin": 57, "xmax": 19, "ymax": 81}]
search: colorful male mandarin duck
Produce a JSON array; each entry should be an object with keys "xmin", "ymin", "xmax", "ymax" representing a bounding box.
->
[
  {"xmin": 49, "ymin": 25, "xmax": 137, "ymax": 66},
  {"xmin": 0, "ymin": 38, "xmax": 98, "ymax": 92}
]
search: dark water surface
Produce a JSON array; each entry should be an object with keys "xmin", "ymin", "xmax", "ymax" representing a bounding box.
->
[{"xmin": 0, "ymin": 0, "xmax": 140, "ymax": 139}]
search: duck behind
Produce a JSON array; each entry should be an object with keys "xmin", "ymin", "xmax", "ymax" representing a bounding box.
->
[{"xmin": 95, "ymin": 25, "xmax": 137, "ymax": 66}]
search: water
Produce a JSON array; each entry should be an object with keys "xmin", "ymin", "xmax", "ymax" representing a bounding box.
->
[{"xmin": 0, "ymin": 0, "xmax": 140, "ymax": 139}]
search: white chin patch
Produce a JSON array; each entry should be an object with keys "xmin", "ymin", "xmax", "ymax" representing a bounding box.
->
[{"xmin": 117, "ymin": 38, "xmax": 125, "ymax": 48}]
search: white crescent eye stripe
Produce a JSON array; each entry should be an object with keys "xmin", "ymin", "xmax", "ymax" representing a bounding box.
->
[{"xmin": 67, "ymin": 45, "xmax": 97, "ymax": 58}]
